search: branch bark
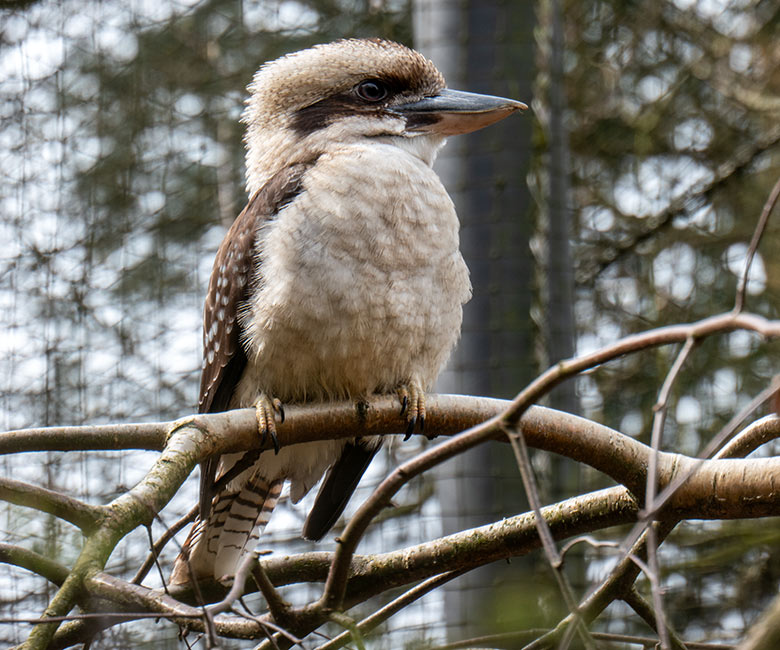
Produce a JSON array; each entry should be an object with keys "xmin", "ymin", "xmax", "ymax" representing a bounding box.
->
[{"xmin": 2, "ymin": 309, "xmax": 778, "ymax": 648}]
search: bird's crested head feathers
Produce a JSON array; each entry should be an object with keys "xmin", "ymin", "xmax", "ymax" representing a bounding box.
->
[
  {"xmin": 241, "ymin": 38, "xmax": 525, "ymax": 195},
  {"xmin": 242, "ymin": 38, "xmax": 446, "ymax": 193}
]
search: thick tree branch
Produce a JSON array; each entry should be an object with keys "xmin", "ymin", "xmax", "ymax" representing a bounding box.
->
[
  {"xmin": 21, "ymin": 420, "xmax": 210, "ymax": 649},
  {"xmin": 0, "ymin": 395, "xmax": 507, "ymax": 454},
  {"xmin": 0, "ymin": 477, "xmax": 103, "ymax": 532},
  {"xmin": 53, "ymin": 487, "xmax": 639, "ymax": 647},
  {"xmin": 3, "ymin": 308, "xmax": 777, "ymax": 647},
  {"xmin": 524, "ymin": 393, "xmax": 778, "ymax": 650},
  {"xmin": 24, "ymin": 412, "xmax": 780, "ymax": 648},
  {"xmin": 0, "ymin": 421, "xmax": 166, "ymax": 454},
  {"xmin": 0, "ymin": 543, "xmax": 70, "ymax": 587}
]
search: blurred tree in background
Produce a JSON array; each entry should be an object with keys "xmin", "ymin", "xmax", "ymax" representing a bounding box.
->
[
  {"xmin": 547, "ymin": 0, "xmax": 780, "ymax": 643},
  {"xmin": 1, "ymin": 0, "xmax": 779, "ymax": 647}
]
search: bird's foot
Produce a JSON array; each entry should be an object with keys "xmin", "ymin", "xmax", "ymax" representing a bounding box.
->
[
  {"xmin": 397, "ymin": 380, "xmax": 426, "ymax": 441},
  {"xmin": 253, "ymin": 393, "xmax": 284, "ymax": 454}
]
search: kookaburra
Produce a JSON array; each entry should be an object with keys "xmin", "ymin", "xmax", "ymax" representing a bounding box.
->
[{"xmin": 170, "ymin": 38, "xmax": 525, "ymax": 585}]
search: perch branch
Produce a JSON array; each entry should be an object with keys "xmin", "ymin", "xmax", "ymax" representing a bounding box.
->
[
  {"xmin": 0, "ymin": 477, "xmax": 102, "ymax": 532},
  {"xmin": 0, "ymin": 543, "xmax": 70, "ymax": 586}
]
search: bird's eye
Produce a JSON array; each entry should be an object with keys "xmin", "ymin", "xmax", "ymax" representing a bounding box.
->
[{"xmin": 356, "ymin": 79, "xmax": 388, "ymax": 103}]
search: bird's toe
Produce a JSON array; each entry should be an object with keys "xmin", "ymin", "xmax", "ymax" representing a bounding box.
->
[
  {"xmin": 398, "ymin": 381, "xmax": 426, "ymax": 441},
  {"xmin": 253, "ymin": 393, "xmax": 283, "ymax": 453}
]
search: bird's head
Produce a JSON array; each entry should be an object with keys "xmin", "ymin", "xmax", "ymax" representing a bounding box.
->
[{"xmin": 242, "ymin": 38, "xmax": 526, "ymax": 194}]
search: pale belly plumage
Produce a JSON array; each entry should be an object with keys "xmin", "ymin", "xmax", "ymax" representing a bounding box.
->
[{"xmin": 181, "ymin": 141, "xmax": 470, "ymax": 582}]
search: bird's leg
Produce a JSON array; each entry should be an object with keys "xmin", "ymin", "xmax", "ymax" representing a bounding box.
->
[
  {"xmin": 397, "ymin": 379, "xmax": 427, "ymax": 441},
  {"xmin": 253, "ymin": 393, "xmax": 284, "ymax": 454}
]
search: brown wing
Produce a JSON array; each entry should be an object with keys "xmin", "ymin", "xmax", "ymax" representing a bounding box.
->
[
  {"xmin": 302, "ymin": 437, "xmax": 383, "ymax": 541},
  {"xmin": 198, "ymin": 163, "xmax": 311, "ymax": 514}
]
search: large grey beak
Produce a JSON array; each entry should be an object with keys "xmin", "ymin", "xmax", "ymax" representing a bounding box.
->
[{"xmin": 395, "ymin": 88, "xmax": 527, "ymax": 136}]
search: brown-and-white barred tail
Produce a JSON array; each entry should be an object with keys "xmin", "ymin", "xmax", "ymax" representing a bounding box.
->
[{"xmin": 171, "ymin": 472, "xmax": 283, "ymax": 584}]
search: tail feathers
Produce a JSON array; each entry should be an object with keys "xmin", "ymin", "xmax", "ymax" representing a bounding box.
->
[
  {"xmin": 170, "ymin": 514, "xmax": 213, "ymax": 585},
  {"xmin": 213, "ymin": 475, "xmax": 283, "ymax": 580},
  {"xmin": 302, "ymin": 438, "xmax": 383, "ymax": 541},
  {"xmin": 169, "ymin": 475, "xmax": 283, "ymax": 585}
]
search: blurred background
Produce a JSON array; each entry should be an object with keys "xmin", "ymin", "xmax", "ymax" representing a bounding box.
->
[{"xmin": 1, "ymin": 0, "xmax": 779, "ymax": 647}]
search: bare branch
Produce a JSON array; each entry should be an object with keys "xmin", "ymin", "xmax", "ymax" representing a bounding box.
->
[
  {"xmin": 525, "ymin": 391, "xmax": 780, "ymax": 649},
  {"xmin": 69, "ymin": 487, "xmax": 638, "ymax": 648},
  {"xmin": 4, "ymin": 308, "xmax": 779, "ymax": 647},
  {"xmin": 714, "ymin": 414, "xmax": 780, "ymax": 460},
  {"xmin": 22, "ymin": 420, "xmax": 211, "ymax": 649},
  {"xmin": 431, "ymin": 629, "xmax": 733, "ymax": 650},
  {"xmin": 506, "ymin": 429, "xmax": 596, "ymax": 649},
  {"xmin": 0, "ymin": 543, "xmax": 70, "ymax": 586},
  {"xmin": 734, "ymin": 175, "xmax": 780, "ymax": 313},
  {"xmin": 0, "ymin": 421, "xmax": 167, "ymax": 454},
  {"xmin": 0, "ymin": 477, "xmax": 103, "ymax": 532},
  {"xmin": 646, "ymin": 377, "xmax": 780, "ymax": 524},
  {"xmin": 645, "ymin": 336, "xmax": 698, "ymax": 649},
  {"xmin": 249, "ymin": 560, "xmax": 295, "ymax": 630},
  {"xmin": 503, "ymin": 311, "xmax": 780, "ymax": 427},
  {"xmin": 624, "ymin": 587, "xmax": 689, "ymax": 650},
  {"xmin": 132, "ymin": 504, "xmax": 199, "ymax": 585},
  {"xmin": 0, "ymin": 395, "xmax": 506, "ymax": 455},
  {"xmin": 207, "ymin": 553, "xmax": 259, "ymax": 617},
  {"xmin": 578, "ymin": 129, "xmax": 780, "ymax": 285},
  {"xmin": 314, "ymin": 571, "xmax": 466, "ymax": 650}
]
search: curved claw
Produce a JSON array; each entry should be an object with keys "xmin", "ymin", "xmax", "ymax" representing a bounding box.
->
[
  {"xmin": 403, "ymin": 415, "xmax": 417, "ymax": 441},
  {"xmin": 254, "ymin": 394, "xmax": 283, "ymax": 454},
  {"xmin": 399, "ymin": 394, "xmax": 409, "ymax": 417},
  {"xmin": 267, "ymin": 430, "xmax": 280, "ymax": 454},
  {"xmin": 397, "ymin": 381, "xmax": 426, "ymax": 441}
]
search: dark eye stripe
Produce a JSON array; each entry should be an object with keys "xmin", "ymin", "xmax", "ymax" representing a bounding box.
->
[{"xmin": 289, "ymin": 73, "xmax": 441, "ymax": 136}]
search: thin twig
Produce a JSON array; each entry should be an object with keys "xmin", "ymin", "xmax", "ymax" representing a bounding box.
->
[
  {"xmin": 438, "ymin": 629, "xmax": 731, "ymax": 650},
  {"xmin": 624, "ymin": 586, "xmax": 689, "ymax": 650},
  {"xmin": 647, "ymin": 337, "xmax": 697, "ymax": 508},
  {"xmin": 133, "ymin": 504, "xmax": 199, "ymax": 585},
  {"xmin": 315, "ymin": 570, "xmax": 467, "ymax": 650},
  {"xmin": 559, "ymin": 536, "xmax": 618, "ymax": 560},
  {"xmin": 734, "ymin": 175, "xmax": 780, "ymax": 313},
  {"xmin": 327, "ymin": 613, "xmax": 366, "ymax": 650},
  {"xmin": 505, "ymin": 428, "xmax": 596, "ymax": 650},
  {"xmin": 249, "ymin": 558, "xmax": 294, "ymax": 628},
  {"xmin": 645, "ymin": 525, "xmax": 672, "ymax": 650},
  {"xmin": 145, "ymin": 524, "xmax": 171, "ymax": 596},
  {"xmin": 232, "ymin": 607, "xmax": 303, "ymax": 649},
  {"xmin": 644, "ymin": 336, "xmax": 697, "ymax": 649},
  {"xmin": 237, "ymin": 598, "xmax": 285, "ymax": 650}
]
